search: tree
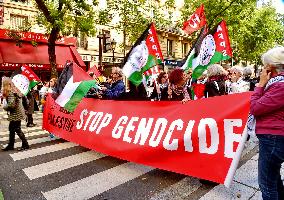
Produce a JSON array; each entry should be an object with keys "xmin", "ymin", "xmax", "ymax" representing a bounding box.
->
[
  {"xmin": 180, "ymin": 0, "xmax": 284, "ymax": 65},
  {"xmin": 105, "ymin": 0, "xmax": 176, "ymax": 57},
  {"xmin": 34, "ymin": 0, "xmax": 105, "ymax": 78}
]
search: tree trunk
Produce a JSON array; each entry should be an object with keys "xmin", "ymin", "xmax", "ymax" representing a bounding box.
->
[{"xmin": 48, "ymin": 27, "xmax": 59, "ymax": 78}]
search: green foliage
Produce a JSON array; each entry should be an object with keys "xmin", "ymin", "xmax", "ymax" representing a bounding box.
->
[
  {"xmin": 180, "ymin": 0, "xmax": 284, "ymax": 64},
  {"xmin": 34, "ymin": 0, "xmax": 106, "ymax": 37},
  {"xmin": 106, "ymin": 0, "xmax": 176, "ymax": 46}
]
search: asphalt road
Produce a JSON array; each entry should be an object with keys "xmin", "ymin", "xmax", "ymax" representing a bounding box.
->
[{"xmin": 0, "ymin": 111, "xmax": 262, "ymax": 200}]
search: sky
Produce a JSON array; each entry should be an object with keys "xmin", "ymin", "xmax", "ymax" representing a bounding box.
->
[{"xmin": 273, "ymin": 0, "xmax": 284, "ymax": 14}]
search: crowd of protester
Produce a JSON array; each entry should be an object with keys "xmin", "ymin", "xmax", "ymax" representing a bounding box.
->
[
  {"xmin": 85, "ymin": 64, "xmax": 258, "ymax": 103},
  {"xmin": 1, "ymin": 46, "xmax": 283, "ymax": 200}
]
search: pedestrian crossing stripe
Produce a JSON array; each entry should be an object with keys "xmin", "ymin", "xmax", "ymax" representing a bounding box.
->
[
  {"xmin": 42, "ymin": 162, "xmax": 153, "ymax": 200},
  {"xmin": 0, "ymin": 130, "xmax": 49, "ymax": 142},
  {"xmin": 0, "ymin": 110, "xmax": 264, "ymax": 200},
  {"xmin": 10, "ymin": 142, "xmax": 79, "ymax": 161},
  {"xmin": 23, "ymin": 151, "xmax": 105, "ymax": 180}
]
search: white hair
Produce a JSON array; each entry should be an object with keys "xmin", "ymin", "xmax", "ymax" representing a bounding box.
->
[
  {"xmin": 243, "ymin": 67, "xmax": 253, "ymax": 77},
  {"xmin": 261, "ymin": 46, "xmax": 284, "ymax": 72},
  {"xmin": 207, "ymin": 64, "xmax": 225, "ymax": 77},
  {"xmin": 231, "ymin": 66, "xmax": 244, "ymax": 76}
]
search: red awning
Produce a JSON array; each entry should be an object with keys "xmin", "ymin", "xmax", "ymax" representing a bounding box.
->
[{"xmin": 0, "ymin": 40, "xmax": 85, "ymax": 70}]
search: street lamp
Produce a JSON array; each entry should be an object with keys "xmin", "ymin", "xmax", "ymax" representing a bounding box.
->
[{"xmin": 111, "ymin": 39, "xmax": 117, "ymax": 67}]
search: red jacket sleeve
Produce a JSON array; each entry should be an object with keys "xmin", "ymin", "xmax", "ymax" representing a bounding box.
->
[{"xmin": 250, "ymin": 83, "xmax": 284, "ymax": 116}]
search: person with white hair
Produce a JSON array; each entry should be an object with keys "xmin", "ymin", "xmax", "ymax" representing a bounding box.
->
[
  {"xmin": 250, "ymin": 46, "xmax": 284, "ymax": 200},
  {"xmin": 227, "ymin": 65, "xmax": 250, "ymax": 94},
  {"xmin": 243, "ymin": 66, "xmax": 258, "ymax": 91},
  {"xmin": 100, "ymin": 67, "xmax": 125, "ymax": 100},
  {"xmin": 204, "ymin": 64, "xmax": 227, "ymax": 97}
]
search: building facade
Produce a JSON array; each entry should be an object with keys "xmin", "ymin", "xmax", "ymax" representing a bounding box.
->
[{"xmin": 0, "ymin": 0, "xmax": 192, "ymax": 76}]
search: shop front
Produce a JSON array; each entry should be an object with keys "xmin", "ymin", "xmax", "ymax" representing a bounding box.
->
[{"xmin": 0, "ymin": 29, "xmax": 85, "ymax": 82}]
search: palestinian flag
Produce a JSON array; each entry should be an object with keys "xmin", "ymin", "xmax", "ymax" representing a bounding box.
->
[
  {"xmin": 11, "ymin": 65, "xmax": 41, "ymax": 96},
  {"xmin": 55, "ymin": 62, "xmax": 98, "ymax": 112},
  {"xmin": 181, "ymin": 20, "xmax": 232, "ymax": 79},
  {"xmin": 122, "ymin": 23, "xmax": 164, "ymax": 86}
]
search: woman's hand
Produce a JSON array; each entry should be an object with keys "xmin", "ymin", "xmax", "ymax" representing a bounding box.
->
[{"xmin": 258, "ymin": 69, "xmax": 271, "ymax": 87}]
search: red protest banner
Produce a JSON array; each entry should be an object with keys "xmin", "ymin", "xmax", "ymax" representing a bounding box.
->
[{"xmin": 43, "ymin": 92, "xmax": 251, "ymax": 186}]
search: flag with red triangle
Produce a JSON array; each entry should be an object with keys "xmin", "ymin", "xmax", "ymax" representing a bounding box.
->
[{"xmin": 54, "ymin": 62, "xmax": 98, "ymax": 112}]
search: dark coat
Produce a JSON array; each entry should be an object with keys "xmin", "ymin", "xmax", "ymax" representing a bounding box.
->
[
  {"xmin": 3, "ymin": 92, "xmax": 25, "ymax": 121},
  {"xmin": 150, "ymin": 84, "xmax": 168, "ymax": 101},
  {"xmin": 204, "ymin": 80, "xmax": 226, "ymax": 97},
  {"xmin": 26, "ymin": 91, "xmax": 35, "ymax": 114},
  {"xmin": 104, "ymin": 80, "xmax": 125, "ymax": 100}
]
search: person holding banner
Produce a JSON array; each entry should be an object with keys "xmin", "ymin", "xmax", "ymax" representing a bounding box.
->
[
  {"xmin": 204, "ymin": 64, "xmax": 227, "ymax": 98},
  {"xmin": 150, "ymin": 72, "xmax": 169, "ymax": 101},
  {"xmin": 1, "ymin": 79, "xmax": 29, "ymax": 151},
  {"xmin": 100, "ymin": 67, "xmax": 125, "ymax": 100},
  {"xmin": 250, "ymin": 46, "xmax": 284, "ymax": 200}
]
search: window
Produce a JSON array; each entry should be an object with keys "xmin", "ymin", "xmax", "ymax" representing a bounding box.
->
[
  {"xmin": 167, "ymin": 39, "xmax": 173, "ymax": 57},
  {"xmin": 10, "ymin": 14, "xmax": 28, "ymax": 30},
  {"xmin": 182, "ymin": 43, "xmax": 188, "ymax": 57}
]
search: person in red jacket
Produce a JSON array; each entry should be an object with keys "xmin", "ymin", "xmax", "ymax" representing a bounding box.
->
[{"xmin": 250, "ymin": 46, "xmax": 284, "ymax": 200}]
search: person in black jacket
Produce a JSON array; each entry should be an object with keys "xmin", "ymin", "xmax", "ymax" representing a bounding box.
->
[
  {"xmin": 150, "ymin": 72, "xmax": 169, "ymax": 101},
  {"xmin": 121, "ymin": 81, "xmax": 148, "ymax": 101},
  {"xmin": 204, "ymin": 64, "xmax": 227, "ymax": 98}
]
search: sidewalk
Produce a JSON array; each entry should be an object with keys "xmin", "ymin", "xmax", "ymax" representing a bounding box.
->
[{"xmin": 200, "ymin": 141, "xmax": 284, "ymax": 200}]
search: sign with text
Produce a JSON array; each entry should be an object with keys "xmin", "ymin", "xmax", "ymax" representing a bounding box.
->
[
  {"xmin": 43, "ymin": 92, "xmax": 251, "ymax": 187},
  {"xmin": 0, "ymin": 29, "xmax": 77, "ymax": 46}
]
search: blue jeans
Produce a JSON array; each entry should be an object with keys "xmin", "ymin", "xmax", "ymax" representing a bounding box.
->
[{"xmin": 257, "ymin": 134, "xmax": 284, "ymax": 200}]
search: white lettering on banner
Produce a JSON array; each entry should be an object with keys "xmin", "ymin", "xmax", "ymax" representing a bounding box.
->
[
  {"xmin": 76, "ymin": 110, "xmax": 112, "ymax": 134},
  {"xmin": 184, "ymin": 120, "xmax": 195, "ymax": 152},
  {"xmin": 76, "ymin": 109, "xmax": 88, "ymax": 129},
  {"xmin": 149, "ymin": 118, "xmax": 168, "ymax": 148},
  {"xmin": 133, "ymin": 118, "xmax": 154, "ymax": 145},
  {"xmin": 76, "ymin": 110, "xmax": 245, "ymax": 158},
  {"xmin": 123, "ymin": 117, "xmax": 139, "ymax": 143},
  {"xmin": 224, "ymin": 119, "xmax": 242, "ymax": 158},
  {"xmin": 198, "ymin": 118, "xmax": 219, "ymax": 155},
  {"xmin": 89, "ymin": 112, "xmax": 103, "ymax": 132},
  {"xmin": 163, "ymin": 119, "xmax": 183, "ymax": 151},
  {"xmin": 220, "ymin": 41, "xmax": 226, "ymax": 47},
  {"xmin": 217, "ymin": 25, "xmax": 222, "ymax": 32},
  {"xmin": 189, "ymin": 14, "xmax": 201, "ymax": 28},
  {"xmin": 83, "ymin": 111, "xmax": 97, "ymax": 131},
  {"xmin": 96, "ymin": 114, "xmax": 112, "ymax": 134},
  {"xmin": 112, "ymin": 116, "xmax": 128, "ymax": 139}
]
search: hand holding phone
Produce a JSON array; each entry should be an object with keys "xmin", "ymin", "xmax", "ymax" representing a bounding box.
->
[{"xmin": 258, "ymin": 69, "xmax": 271, "ymax": 87}]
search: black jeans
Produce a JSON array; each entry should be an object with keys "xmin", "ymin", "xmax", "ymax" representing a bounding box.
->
[
  {"xmin": 7, "ymin": 121, "xmax": 29, "ymax": 148},
  {"xmin": 27, "ymin": 113, "xmax": 34, "ymax": 125},
  {"xmin": 257, "ymin": 134, "xmax": 284, "ymax": 200}
]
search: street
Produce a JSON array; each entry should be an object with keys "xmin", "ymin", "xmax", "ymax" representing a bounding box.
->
[{"xmin": 0, "ymin": 110, "xmax": 275, "ymax": 200}]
